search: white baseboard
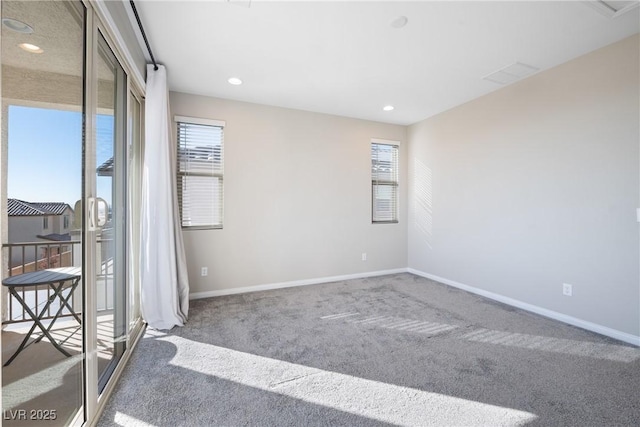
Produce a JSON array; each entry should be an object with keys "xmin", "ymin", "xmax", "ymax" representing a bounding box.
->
[
  {"xmin": 189, "ymin": 268, "xmax": 409, "ymax": 300},
  {"xmin": 408, "ymin": 268, "xmax": 640, "ymax": 347}
]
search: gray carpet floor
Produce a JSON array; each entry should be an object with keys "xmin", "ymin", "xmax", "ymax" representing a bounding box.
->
[{"xmin": 98, "ymin": 273, "xmax": 640, "ymax": 426}]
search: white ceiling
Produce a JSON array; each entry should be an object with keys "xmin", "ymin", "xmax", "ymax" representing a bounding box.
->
[{"xmin": 134, "ymin": 1, "xmax": 639, "ymax": 125}]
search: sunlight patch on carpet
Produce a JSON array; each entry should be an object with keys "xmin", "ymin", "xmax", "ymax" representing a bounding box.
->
[
  {"xmin": 323, "ymin": 313, "xmax": 459, "ymax": 336},
  {"xmin": 461, "ymin": 328, "xmax": 640, "ymax": 362},
  {"xmin": 319, "ymin": 312, "xmax": 360, "ymax": 320},
  {"xmin": 164, "ymin": 335, "xmax": 537, "ymax": 426},
  {"xmin": 114, "ymin": 411, "xmax": 156, "ymax": 427},
  {"xmin": 321, "ymin": 312, "xmax": 640, "ymax": 363}
]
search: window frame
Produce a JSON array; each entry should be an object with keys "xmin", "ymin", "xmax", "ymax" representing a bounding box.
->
[
  {"xmin": 175, "ymin": 115, "xmax": 226, "ymax": 230},
  {"xmin": 371, "ymin": 139, "xmax": 400, "ymax": 224}
]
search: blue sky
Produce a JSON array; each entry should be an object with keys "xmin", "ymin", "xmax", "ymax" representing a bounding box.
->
[{"xmin": 8, "ymin": 105, "xmax": 114, "ymax": 208}]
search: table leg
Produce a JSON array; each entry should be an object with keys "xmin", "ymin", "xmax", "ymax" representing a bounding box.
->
[
  {"xmin": 3, "ymin": 287, "xmax": 72, "ymax": 366},
  {"xmin": 58, "ymin": 278, "xmax": 82, "ymax": 324},
  {"xmin": 3, "ymin": 305, "xmax": 39, "ymax": 366},
  {"xmin": 34, "ymin": 279, "xmax": 82, "ymax": 345}
]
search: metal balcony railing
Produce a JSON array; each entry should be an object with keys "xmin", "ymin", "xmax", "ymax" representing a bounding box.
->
[{"xmin": 2, "ymin": 240, "xmax": 114, "ymax": 324}]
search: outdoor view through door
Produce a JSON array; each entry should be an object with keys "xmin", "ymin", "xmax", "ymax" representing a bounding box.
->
[
  {"xmin": 2, "ymin": 1, "xmax": 85, "ymax": 425},
  {"xmin": 95, "ymin": 32, "xmax": 127, "ymax": 393},
  {"xmin": 1, "ymin": 0, "xmax": 143, "ymax": 425}
]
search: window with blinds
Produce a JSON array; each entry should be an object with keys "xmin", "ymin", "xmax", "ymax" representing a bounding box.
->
[
  {"xmin": 371, "ymin": 141, "xmax": 399, "ymax": 223},
  {"xmin": 176, "ymin": 117, "xmax": 224, "ymax": 229}
]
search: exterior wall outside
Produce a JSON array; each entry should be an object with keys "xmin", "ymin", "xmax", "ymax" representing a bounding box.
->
[
  {"xmin": 8, "ymin": 216, "xmax": 43, "ymax": 245},
  {"xmin": 7, "ymin": 216, "xmax": 43, "ymax": 267},
  {"xmin": 52, "ymin": 207, "xmax": 74, "ymax": 235},
  {"xmin": 7, "ymin": 206, "xmax": 75, "ymax": 268}
]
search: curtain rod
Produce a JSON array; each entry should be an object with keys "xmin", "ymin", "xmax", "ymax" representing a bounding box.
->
[{"xmin": 129, "ymin": 0, "xmax": 158, "ymax": 71}]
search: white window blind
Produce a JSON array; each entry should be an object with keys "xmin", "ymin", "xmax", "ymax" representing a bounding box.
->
[
  {"xmin": 371, "ymin": 142, "xmax": 399, "ymax": 223},
  {"xmin": 177, "ymin": 120, "xmax": 224, "ymax": 229}
]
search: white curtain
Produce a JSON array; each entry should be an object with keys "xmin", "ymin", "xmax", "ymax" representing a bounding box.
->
[{"xmin": 141, "ymin": 64, "xmax": 189, "ymax": 329}]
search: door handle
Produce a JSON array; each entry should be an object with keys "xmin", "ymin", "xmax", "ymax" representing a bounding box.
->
[
  {"xmin": 88, "ymin": 197, "xmax": 97, "ymax": 231},
  {"xmin": 87, "ymin": 197, "xmax": 109, "ymax": 230},
  {"xmin": 96, "ymin": 198, "xmax": 108, "ymax": 227}
]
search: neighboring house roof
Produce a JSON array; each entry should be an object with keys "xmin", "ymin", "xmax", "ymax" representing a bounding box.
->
[
  {"xmin": 97, "ymin": 157, "xmax": 113, "ymax": 177},
  {"xmin": 37, "ymin": 233, "xmax": 72, "ymax": 242},
  {"xmin": 8, "ymin": 199, "xmax": 73, "ymax": 216}
]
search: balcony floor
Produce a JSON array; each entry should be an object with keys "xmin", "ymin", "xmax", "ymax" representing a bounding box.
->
[{"xmin": 2, "ymin": 315, "xmax": 114, "ymax": 426}]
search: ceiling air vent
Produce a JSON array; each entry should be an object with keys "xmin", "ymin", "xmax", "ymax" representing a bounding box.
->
[
  {"xmin": 582, "ymin": 1, "xmax": 639, "ymax": 18},
  {"xmin": 482, "ymin": 62, "xmax": 540, "ymax": 85}
]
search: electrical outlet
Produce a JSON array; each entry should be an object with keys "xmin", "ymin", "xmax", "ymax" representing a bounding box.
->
[
  {"xmin": 562, "ymin": 283, "xmax": 572, "ymax": 296},
  {"xmin": 201, "ymin": 267, "xmax": 208, "ymax": 277},
  {"xmin": 362, "ymin": 253, "xmax": 367, "ymax": 261}
]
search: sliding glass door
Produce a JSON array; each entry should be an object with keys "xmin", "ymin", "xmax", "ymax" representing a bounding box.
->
[
  {"xmin": 1, "ymin": 1, "xmax": 143, "ymax": 425},
  {"xmin": 94, "ymin": 32, "xmax": 127, "ymax": 392},
  {"xmin": 1, "ymin": 1, "xmax": 86, "ymax": 425}
]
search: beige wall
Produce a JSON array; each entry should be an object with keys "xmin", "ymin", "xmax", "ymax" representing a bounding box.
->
[
  {"xmin": 408, "ymin": 35, "xmax": 640, "ymax": 336},
  {"xmin": 170, "ymin": 93, "xmax": 407, "ymax": 294}
]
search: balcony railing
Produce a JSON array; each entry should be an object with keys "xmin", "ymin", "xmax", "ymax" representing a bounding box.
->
[{"xmin": 2, "ymin": 240, "xmax": 113, "ymax": 324}]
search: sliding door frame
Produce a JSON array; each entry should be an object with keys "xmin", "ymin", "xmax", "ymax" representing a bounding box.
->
[
  {"xmin": 82, "ymin": 7, "xmax": 99, "ymax": 423},
  {"xmin": 73, "ymin": 1, "xmax": 146, "ymax": 426},
  {"xmin": 0, "ymin": 1, "xmax": 144, "ymax": 425}
]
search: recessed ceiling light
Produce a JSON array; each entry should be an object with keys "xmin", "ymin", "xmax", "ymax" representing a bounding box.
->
[
  {"xmin": 18, "ymin": 43, "xmax": 43, "ymax": 54},
  {"xmin": 390, "ymin": 16, "xmax": 408, "ymax": 29},
  {"xmin": 228, "ymin": 77, "xmax": 242, "ymax": 85},
  {"xmin": 383, "ymin": 105, "xmax": 394, "ymax": 111},
  {"xmin": 2, "ymin": 18, "xmax": 33, "ymax": 34}
]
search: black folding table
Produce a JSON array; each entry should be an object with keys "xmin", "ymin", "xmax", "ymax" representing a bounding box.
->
[{"xmin": 2, "ymin": 267, "xmax": 82, "ymax": 366}]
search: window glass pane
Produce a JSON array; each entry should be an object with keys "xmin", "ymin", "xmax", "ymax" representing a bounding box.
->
[
  {"xmin": 2, "ymin": 1, "xmax": 85, "ymax": 424},
  {"xmin": 371, "ymin": 142, "xmax": 399, "ymax": 222},
  {"xmin": 177, "ymin": 121, "xmax": 224, "ymax": 228},
  {"xmin": 95, "ymin": 31, "xmax": 128, "ymax": 393},
  {"xmin": 373, "ymin": 184, "xmax": 398, "ymax": 222},
  {"xmin": 372, "ymin": 144, "xmax": 398, "ymax": 182},
  {"xmin": 179, "ymin": 175, "xmax": 223, "ymax": 227},
  {"xmin": 128, "ymin": 94, "xmax": 142, "ymax": 329}
]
